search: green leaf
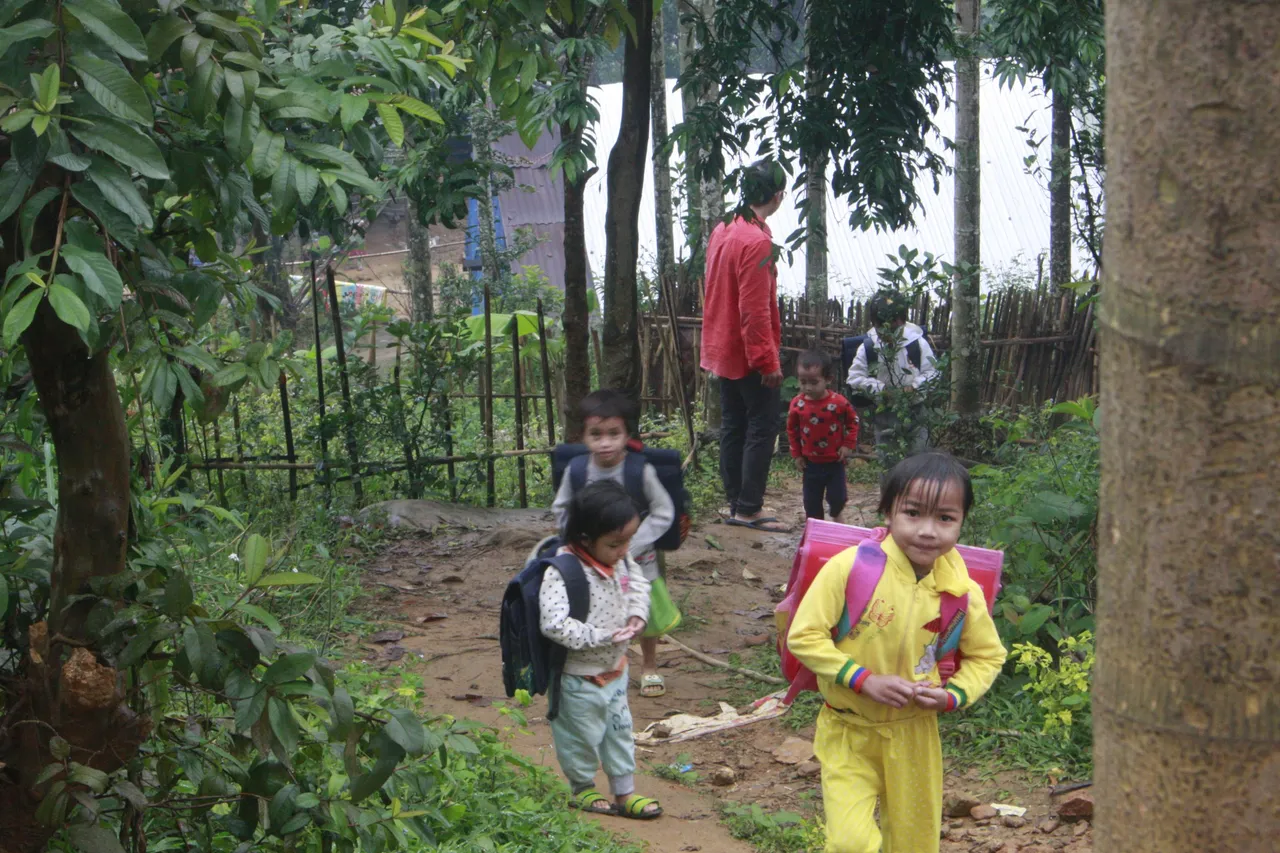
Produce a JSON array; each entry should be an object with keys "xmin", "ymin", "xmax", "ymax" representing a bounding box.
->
[
  {"xmin": 224, "ymin": 68, "xmax": 259, "ymax": 106},
  {"xmin": 444, "ymin": 732, "xmax": 480, "ymax": 755},
  {"xmin": 68, "ymin": 762, "xmax": 110, "ymax": 793},
  {"xmin": 256, "ymin": 571, "xmax": 321, "ymax": 587},
  {"xmin": 4, "ymin": 288, "xmax": 41, "ymax": 345},
  {"xmin": 182, "ymin": 622, "xmax": 212, "ymax": 675},
  {"xmin": 145, "ymin": 16, "xmax": 193, "ymax": 62},
  {"xmin": 294, "ymin": 163, "xmax": 319, "ymax": 206},
  {"xmin": 35, "ymin": 63, "xmax": 59, "ymax": 111},
  {"xmin": 64, "ymin": 0, "xmax": 148, "ymax": 61},
  {"xmin": 0, "ymin": 18, "xmax": 54, "ymax": 56},
  {"xmin": 242, "ymin": 533, "xmax": 269, "ymax": 584},
  {"xmin": 69, "ymin": 118, "xmax": 169, "ymax": 179},
  {"xmin": 223, "ymin": 100, "xmax": 260, "ymax": 163},
  {"xmin": 113, "ymin": 780, "xmax": 147, "ymax": 809},
  {"xmin": 31, "ymin": 113, "xmax": 50, "ymax": 137},
  {"xmin": 330, "ymin": 687, "xmax": 354, "ymax": 735},
  {"xmin": 61, "ymin": 245, "xmax": 124, "ymax": 309},
  {"xmin": 19, "ymin": 186, "xmax": 59, "ymax": 254},
  {"xmin": 326, "ymin": 181, "xmax": 347, "ymax": 214},
  {"xmin": 70, "ymin": 55, "xmax": 153, "ymax": 125},
  {"xmin": 67, "ymin": 823, "xmax": 126, "ymax": 853},
  {"xmin": 212, "ymin": 362, "xmax": 248, "ymax": 387},
  {"xmin": 0, "ymin": 158, "xmax": 35, "ymax": 226},
  {"xmin": 267, "ymin": 783, "xmax": 298, "ymax": 832},
  {"xmin": 48, "ymin": 131, "xmax": 91, "ymax": 171},
  {"xmin": 234, "ymin": 681, "xmax": 267, "ymax": 731},
  {"xmin": 270, "ymin": 155, "xmax": 295, "ymax": 209},
  {"xmin": 268, "ymin": 697, "xmax": 299, "ymax": 756},
  {"xmin": 236, "ymin": 602, "xmax": 282, "ymax": 634},
  {"xmin": 348, "ymin": 758, "xmax": 397, "ymax": 804},
  {"xmin": 385, "ymin": 709, "xmax": 424, "ymax": 755},
  {"xmin": 339, "ymin": 94, "xmax": 367, "ymax": 132},
  {"xmin": 400, "ymin": 26, "xmax": 444, "ymax": 47},
  {"xmin": 223, "ymin": 50, "xmax": 269, "ymax": 74},
  {"xmin": 0, "ymin": 577, "xmax": 8, "ymax": 623},
  {"xmin": 375, "ymin": 102, "xmax": 403, "ymax": 146},
  {"xmin": 1019, "ymin": 604, "xmax": 1054, "ymax": 637},
  {"xmin": 163, "ymin": 571, "xmax": 193, "ymax": 618},
  {"xmin": 263, "ymin": 652, "xmax": 315, "ymax": 685},
  {"xmin": 389, "ymin": 94, "xmax": 442, "ymax": 124}
]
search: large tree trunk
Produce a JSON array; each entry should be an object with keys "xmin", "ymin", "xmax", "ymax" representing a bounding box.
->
[
  {"xmin": 1049, "ymin": 85, "xmax": 1072, "ymax": 289},
  {"xmin": 0, "ymin": 302, "xmax": 149, "ymax": 851},
  {"xmin": 601, "ymin": 0, "xmax": 654, "ymax": 407},
  {"xmin": 562, "ymin": 130, "xmax": 593, "ymax": 441},
  {"xmin": 803, "ymin": 4, "xmax": 827, "ymax": 308},
  {"xmin": 1095, "ymin": 3, "xmax": 1280, "ymax": 851},
  {"xmin": 406, "ymin": 201, "xmax": 434, "ymax": 323},
  {"xmin": 676, "ymin": 0, "xmax": 704, "ymax": 263},
  {"xmin": 951, "ymin": 0, "xmax": 982, "ymax": 414}
]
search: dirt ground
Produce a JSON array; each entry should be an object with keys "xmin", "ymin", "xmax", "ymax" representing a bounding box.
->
[{"xmin": 352, "ymin": 472, "xmax": 1094, "ymax": 853}]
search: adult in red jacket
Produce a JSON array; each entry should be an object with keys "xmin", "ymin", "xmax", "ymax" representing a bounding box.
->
[{"xmin": 700, "ymin": 161, "xmax": 789, "ymax": 532}]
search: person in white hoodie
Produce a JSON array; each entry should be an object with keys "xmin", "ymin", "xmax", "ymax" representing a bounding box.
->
[{"xmin": 846, "ymin": 290, "xmax": 939, "ymax": 462}]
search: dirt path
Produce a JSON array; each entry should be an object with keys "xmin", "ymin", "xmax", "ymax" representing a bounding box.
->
[{"xmin": 354, "ymin": 471, "xmax": 1090, "ymax": 853}]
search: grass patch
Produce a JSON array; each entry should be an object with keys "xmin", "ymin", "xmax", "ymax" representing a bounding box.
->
[
  {"xmin": 721, "ymin": 803, "xmax": 825, "ymax": 853},
  {"xmin": 646, "ymin": 752, "xmax": 700, "ymax": 786}
]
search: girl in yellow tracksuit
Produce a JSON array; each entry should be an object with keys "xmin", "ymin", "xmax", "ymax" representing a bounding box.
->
[{"xmin": 788, "ymin": 452, "xmax": 1007, "ymax": 853}]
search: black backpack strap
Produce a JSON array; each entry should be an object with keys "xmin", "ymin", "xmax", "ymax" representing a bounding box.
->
[
  {"xmin": 622, "ymin": 452, "xmax": 650, "ymax": 513},
  {"xmin": 545, "ymin": 552, "xmax": 589, "ymax": 722},
  {"xmin": 862, "ymin": 339, "xmax": 878, "ymax": 366},
  {"xmin": 551, "ymin": 444, "xmax": 588, "ymax": 493},
  {"xmin": 906, "ymin": 339, "xmax": 923, "ymax": 371},
  {"xmin": 568, "ymin": 454, "xmax": 589, "ymax": 496}
]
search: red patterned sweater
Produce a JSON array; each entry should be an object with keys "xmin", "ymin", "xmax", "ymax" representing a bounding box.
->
[{"xmin": 787, "ymin": 391, "xmax": 860, "ymax": 463}]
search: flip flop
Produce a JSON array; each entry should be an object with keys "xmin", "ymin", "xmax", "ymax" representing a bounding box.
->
[
  {"xmin": 725, "ymin": 516, "xmax": 791, "ymax": 533},
  {"xmin": 640, "ymin": 672, "xmax": 666, "ymax": 698},
  {"xmin": 616, "ymin": 794, "xmax": 663, "ymax": 820},
  {"xmin": 570, "ymin": 789, "xmax": 616, "ymax": 815}
]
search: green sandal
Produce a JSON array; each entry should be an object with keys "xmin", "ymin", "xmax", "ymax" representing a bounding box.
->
[
  {"xmin": 570, "ymin": 789, "xmax": 616, "ymax": 815},
  {"xmin": 616, "ymin": 794, "xmax": 663, "ymax": 820}
]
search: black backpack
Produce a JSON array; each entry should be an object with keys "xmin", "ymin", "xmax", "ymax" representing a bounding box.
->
[
  {"xmin": 499, "ymin": 537, "xmax": 589, "ymax": 721},
  {"xmin": 841, "ymin": 333, "xmax": 931, "ymax": 407},
  {"xmin": 550, "ymin": 444, "xmax": 690, "ymax": 551}
]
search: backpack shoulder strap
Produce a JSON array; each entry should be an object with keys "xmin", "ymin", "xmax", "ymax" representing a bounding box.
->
[
  {"xmin": 906, "ymin": 339, "xmax": 923, "ymax": 370},
  {"xmin": 862, "ymin": 339, "xmax": 878, "ymax": 366},
  {"xmin": 833, "ymin": 535, "xmax": 889, "ymax": 641},
  {"xmin": 568, "ymin": 454, "xmax": 589, "ymax": 496},
  {"xmin": 622, "ymin": 451, "xmax": 650, "ymax": 511},
  {"xmin": 935, "ymin": 591, "xmax": 969, "ymax": 684},
  {"xmin": 549, "ymin": 553, "xmax": 591, "ymax": 621}
]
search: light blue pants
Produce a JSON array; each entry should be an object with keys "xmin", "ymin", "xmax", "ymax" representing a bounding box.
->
[{"xmin": 549, "ymin": 670, "xmax": 636, "ymax": 797}]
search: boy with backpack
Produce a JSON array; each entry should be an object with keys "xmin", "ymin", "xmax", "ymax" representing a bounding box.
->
[
  {"xmin": 551, "ymin": 390, "xmax": 680, "ymax": 698},
  {"xmin": 845, "ymin": 290, "xmax": 939, "ymax": 463}
]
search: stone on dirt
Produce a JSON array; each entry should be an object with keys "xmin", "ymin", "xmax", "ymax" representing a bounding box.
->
[
  {"xmin": 795, "ymin": 761, "xmax": 821, "ymax": 778},
  {"xmin": 1056, "ymin": 791, "xmax": 1094, "ymax": 822},
  {"xmin": 970, "ymin": 804, "xmax": 998, "ymax": 821},
  {"xmin": 1038, "ymin": 817, "xmax": 1060, "ymax": 834},
  {"xmin": 944, "ymin": 792, "xmax": 983, "ymax": 818},
  {"xmin": 710, "ymin": 766, "xmax": 737, "ymax": 786},
  {"xmin": 1002, "ymin": 815, "xmax": 1027, "ymax": 829},
  {"xmin": 771, "ymin": 737, "xmax": 816, "ymax": 765}
]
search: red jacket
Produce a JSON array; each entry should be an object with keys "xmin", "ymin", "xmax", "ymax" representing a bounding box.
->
[
  {"xmin": 787, "ymin": 391, "xmax": 860, "ymax": 463},
  {"xmin": 699, "ymin": 216, "xmax": 781, "ymax": 380}
]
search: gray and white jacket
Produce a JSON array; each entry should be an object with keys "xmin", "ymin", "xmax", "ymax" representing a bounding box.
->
[{"xmin": 538, "ymin": 549, "xmax": 651, "ymax": 677}]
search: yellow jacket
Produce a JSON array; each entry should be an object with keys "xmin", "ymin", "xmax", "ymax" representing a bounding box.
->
[{"xmin": 787, "ymin": 534, "xmax": 1007, "ymax": 722}]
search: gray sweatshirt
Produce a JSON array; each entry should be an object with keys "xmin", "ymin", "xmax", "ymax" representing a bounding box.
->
[
  {"xmin": 550, "ymin": 456, "xmax": 675, "ymax": 578},
  {"xmin": 538, "ymin": 550, "xmax": 651, "ymax": 676}
]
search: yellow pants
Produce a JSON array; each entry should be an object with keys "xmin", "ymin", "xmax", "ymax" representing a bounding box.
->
[{"xmin": 814, "ymin": 705, "xmax": 942, "ymax": 853}]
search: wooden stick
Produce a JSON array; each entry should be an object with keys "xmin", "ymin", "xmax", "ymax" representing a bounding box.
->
[
  {"xmin": 537, "ymin": 298, "xmax": 557, "ymax": 445},
  {"xmin": 662, "ymin": 637, "xmax": 786, "ymax": 685},
  {"xmin": 326, "ymin": 266, "xmax": 363, "ymax": 503},
  {"xmin": 310, "ymin": 261, "xmax": 332, "ymax": 503},
  {"xmin": 512, "ymin": 319, "xmax": 527, "ymax": 508},
  {"xmin": 278, "ymin": 372, "xmax": 298, "ymax": 500},
  {"xmin": 482, "ymin": 279, "xmax": 495, "ymax": 508}
]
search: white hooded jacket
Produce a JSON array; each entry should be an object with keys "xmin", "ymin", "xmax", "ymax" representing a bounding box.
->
[{"xmin": 846, "ymin": 322, "xmax": 939, "ymax": 395}]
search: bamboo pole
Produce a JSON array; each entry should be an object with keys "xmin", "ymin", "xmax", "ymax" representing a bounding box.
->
[
  {"xmin": 512, "ymin": 319, "xmax": 527, "ymax": 508},
  {"xmin": 326, "ymin": 265, "xmax": 363, "ymax": 503},
  {"xmin": 278, "ymin": 372, "xmax": 298, "ymax": 500},
  {"xmin": 232, "ymin": 401, "xmax": 249, "ymax": 495},
  {"xmin": 536, "ymin": 298, "xmax": 556, "ymax": 445},
  {"xmin": 660, "ymin": 274, "xmax": 697, "ymax": 464},
  {"xmin": 310, "ymin": 260, "xmax": 331, "ymax": 503},
  {"xmin": 482, "ymin": 279, "xmax": 495, "ymax": 508},
  {"xmin": 212, "ymin": 418, "xmax": 227, "ymax": 507}
]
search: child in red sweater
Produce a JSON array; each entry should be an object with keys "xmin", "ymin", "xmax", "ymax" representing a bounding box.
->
[{"xmin": 787, "ymin": 350, "xmax": 860, "ymax": 523}]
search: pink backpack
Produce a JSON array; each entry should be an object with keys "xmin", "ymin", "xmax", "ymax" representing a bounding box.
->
[{"xmin": 774, "ymin": 520, "xmax": 1003, "ymax": 706}]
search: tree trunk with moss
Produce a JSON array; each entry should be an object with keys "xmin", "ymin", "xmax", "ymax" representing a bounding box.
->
[
  {"xmin": 407, "ymin": 202, "xmax": 434, "ymax": 323},
  {"xmin": 1095, "ymin": 3, "xmax": 1280, "ymax": 851},
  {"xmin": 951, "ymin": 0, "xmax": 982, "ymax": 414},
  {"xmin": 1050, "ymin": 85, "xmax": 1072, "ymax": 290}
]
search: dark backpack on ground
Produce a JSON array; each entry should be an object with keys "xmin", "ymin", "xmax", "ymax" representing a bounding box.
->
[
  {"xmin": 499, "ymin": 537, "xmax": 589, "ymax": 720},
  {"xmin": 550, "ymin": 444, "xmax": 690, "ymax": 551},
  {"xmin": 841, "ymin": 332, "xmax": 932, "ymax": 407}
]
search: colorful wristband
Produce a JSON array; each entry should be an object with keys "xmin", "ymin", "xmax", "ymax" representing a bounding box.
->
[{"xmin": 850, "ymin": 667, "xmax": 871, "ymax": 693}]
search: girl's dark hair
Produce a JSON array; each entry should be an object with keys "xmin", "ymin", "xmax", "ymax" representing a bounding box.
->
[
  {"xmin": 565, "ymin": 480, "xmax": 640, "ymax": 544},
  {"xmin": 580, "ymin": 388, "xmax": 636, "ymax": 423},
  {"xmin": 797, "ymin": 349, "xmax": 831, "ymax": 378},
  {"xmin": 739, "ymin": 159, "xmax": 786, "ymax": 209},
  {"xmin": 878, "ymin": 451, "xmax": 974, "ymax": 518},
  {"xmin": 868, "ymin": 289, "xmax": 911, "ymax": 326}
]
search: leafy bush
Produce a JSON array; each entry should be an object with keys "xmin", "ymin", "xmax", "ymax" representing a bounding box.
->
[
  {"xmin": 721, "ymin": 803, "xmax": 825, "ymax": 853},
  {"xmin": 1013, "ymin": 630, "xmax": 1095, "ymax": 739}
]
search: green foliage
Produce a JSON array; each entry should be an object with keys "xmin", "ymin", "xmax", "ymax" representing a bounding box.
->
[
  {"xmin": 1013, "ymin": 630, "xmax": 1095, "ymax": 739},
  {"xmin": 648, "ymin": 752, "xmax": 700, "ymax": 786},
  {"xmin": 676, "ymin": 0, "xmax": 955, "ymax": 235},
  {"xmin": 720, "ymin": 803, "xmax": 825, "ymax": 853}
]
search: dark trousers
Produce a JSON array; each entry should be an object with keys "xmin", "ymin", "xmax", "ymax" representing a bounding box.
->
[
  {"xmin": 719, "ymin": 374, "xmax": 780, "ymax": 518},
  {"xmin": 802, "ymin": 461, "xmax": 847, "ymax": 520}
]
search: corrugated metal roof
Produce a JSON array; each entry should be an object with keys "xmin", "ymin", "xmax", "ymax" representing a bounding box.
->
[
  {"xmin": 491, "ymin": 126, "xmax": 569, "ymax": 287},
  {"xmin": 584, "ymin": 65, "xmax": 1093, "ymax": 299}
]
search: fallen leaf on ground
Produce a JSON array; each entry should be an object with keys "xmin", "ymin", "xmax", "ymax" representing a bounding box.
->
[
  {"xmin": 771, "ymin": 737, "xmax": 815, "ymax": 765},
  {"xmin": 383, "ymin": 646, "xmax": 406, "ymax": 661},
  {"xmin": 369, "ymin": 630, "xmax": 405, "ymax": 644},
  {"xmin": 704, "ymin": 535, "xmax": 724, "ymax": 551},
  {"xmin": 416, "ymin": 613, "xmax": 448, "ymax": 624}
]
